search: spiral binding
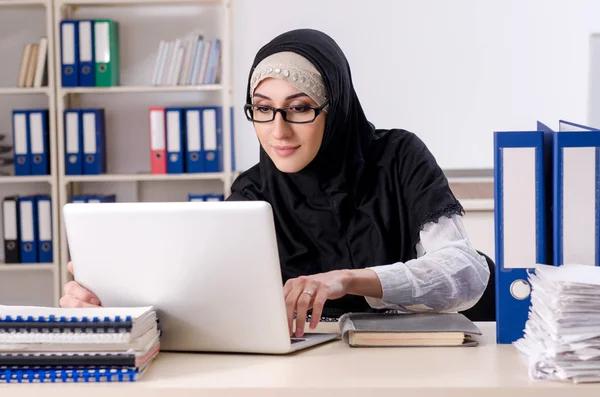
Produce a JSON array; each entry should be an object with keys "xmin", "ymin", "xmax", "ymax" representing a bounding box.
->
[
  {"xmin": 0, "ymin": 315, "xmax": 133, "ymax": 334},
  {"xmin": 0, "ymin": 367, "xmax": 140, "ymax": 383}
]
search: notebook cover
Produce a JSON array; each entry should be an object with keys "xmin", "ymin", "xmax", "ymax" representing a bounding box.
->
[{"xmin": 338, "ymin": 312, "xmax": 482, "ymax": 347}]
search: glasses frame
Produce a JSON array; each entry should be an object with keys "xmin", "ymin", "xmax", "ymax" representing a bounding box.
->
[{"xmin": 243, "ymin": 102, "xmax": 329, "ymax": 124}]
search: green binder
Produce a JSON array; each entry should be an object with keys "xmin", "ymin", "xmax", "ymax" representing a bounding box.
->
[{"xmin": 94, "ymin": 20, "xmax": 120, "ymax": 87}]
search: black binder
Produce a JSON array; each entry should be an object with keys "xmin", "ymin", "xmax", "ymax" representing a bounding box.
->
[{"xmin": 2, "ymin": 196, "xmax": 20, "ymax": 264}]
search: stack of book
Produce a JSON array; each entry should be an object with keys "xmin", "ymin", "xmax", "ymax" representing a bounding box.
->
[
  {"xmin": 17, "ymin": 37, "xmax": 48, "ymax": 88},
  {"xmin": 151, "ymin": 34, "xmax": 221, "ymax": 86},
  {"xmin": 514, "ymin": 264, "xmax": 600, "ymax": 384},
  {"xmin": 0, "ymin": 305, "xmax": 160, "ymax": 383}
]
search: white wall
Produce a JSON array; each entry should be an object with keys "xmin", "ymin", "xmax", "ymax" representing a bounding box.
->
[{"xmin": 232, "ymin": 0, "xmax": 600, "ymax": 171}]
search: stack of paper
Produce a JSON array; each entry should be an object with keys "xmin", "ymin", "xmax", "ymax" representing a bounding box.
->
[
  {"xmin": 0, "ymin": 305, "xmax": 160, "ymax": 383},
  {"xmin": 514, "ymin": 264, "xmax": 600, "ymax": 383}
]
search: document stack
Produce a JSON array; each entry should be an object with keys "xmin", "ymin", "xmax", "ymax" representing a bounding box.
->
[
  {"xmin": 0, "ymin": 305, "xmax": 160, "ymax": 383},
  {"xmin": 514, "ymin": 264, "xmax": 600, "ymax": 384}
]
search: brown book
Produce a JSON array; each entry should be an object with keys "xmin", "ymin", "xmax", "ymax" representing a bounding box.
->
[
  {"xmin": 17, "ymin": 44, "xmax": 32, "ymax": 88},
  {"xmin": 339, "ymin": 312, "xmax": 482, "ymax": 347},
  {"xmin": 24, "ymin": 44, "xmax": 39, "ymax": 88}
]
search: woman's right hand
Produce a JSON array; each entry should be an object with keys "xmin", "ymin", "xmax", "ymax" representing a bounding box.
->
[{"xmin": 59, "ymin": 261, "xmax": 102, "ymax": 308}]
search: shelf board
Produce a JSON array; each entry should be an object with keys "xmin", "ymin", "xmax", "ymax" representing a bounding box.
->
[
  {"xmin": 0, "ymin": 0, "xmax": 46, "ymax": 7},
  {"xmin": 58, "ymin": 0, "xmax": 219, "ymax": 6},
  {"xmin": 0, "ymin": 175, "xmax": 53, "ymax": 184},
  {"xmin": 60, "ymin": 85, "xmax": 222, "ymax": 95},
  {"xmin": 64, "ymin": 173, "xmax": 226, "ymax": 183},
  {"xmin": 0, "ymin": 264, "xmax": 55, "ymax": 272},
  {"xmin": 0, "ymin": 87, "xmax": 49, "ymax": 95}
]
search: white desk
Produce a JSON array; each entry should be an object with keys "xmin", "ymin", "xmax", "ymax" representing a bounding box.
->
[{"xmin": 1, "ymin": 322, "xmax": 599, "ymax": 397}]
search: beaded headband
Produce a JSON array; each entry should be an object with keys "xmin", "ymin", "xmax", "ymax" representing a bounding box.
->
[{"xmin": 249, "ymin": 51, "xmax": 327, "ymax": 108}]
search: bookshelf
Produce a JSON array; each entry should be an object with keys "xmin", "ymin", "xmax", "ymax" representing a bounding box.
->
[
  {"xmin": 0, "ymin": 0, "xmax": 60, "ymax": 307},
  {"xmin": 0, "ymin": 87, "xmax": 51, "ymax": 95},
  {"xmin": 53, "ymin": 0, "xmax": 235, "ymax": 295}
]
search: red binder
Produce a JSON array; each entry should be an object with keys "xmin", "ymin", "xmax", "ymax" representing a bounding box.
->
[{"xmin": 149, "ymin": 107, "xmax": 166, "ymax": 174}]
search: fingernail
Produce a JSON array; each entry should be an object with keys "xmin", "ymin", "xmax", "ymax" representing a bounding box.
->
[
  {"xmin": 90, "ymin": 298, "xmax": 100, "ymax": 305},
  {"xmin": 296, "ymin": 328, "xmax": 303, "ymax": 337}
]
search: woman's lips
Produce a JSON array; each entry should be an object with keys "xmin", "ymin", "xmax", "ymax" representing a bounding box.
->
[{"xmin": 273, "ymin": 145, "xmax": 300, "ymax": 157}]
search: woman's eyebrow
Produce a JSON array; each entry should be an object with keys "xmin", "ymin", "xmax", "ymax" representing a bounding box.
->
[
  {"xmin": 285, "ymin": 92, "xmax": 308, "ymax": 100},
  {"xmin": 253, "ymin": 93, "xmax": 270, "ymax": 100}
]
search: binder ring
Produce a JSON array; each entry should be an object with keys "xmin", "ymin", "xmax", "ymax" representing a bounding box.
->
[
  {"xmin": 191, "ymin": 153, "xmax": 199, "ymax": 161},
  {"xmin": 510, "ymin": 279, "xmax": 531, "ymax": 300},
  {"xmin": 33, "ymin": 155, "xmax": 42, "ymax": 164},
  {"xmin": 207, "ymin": 153, "xmax": 215, "ymax": 161},
  {"xmin": 42, "ymin": 242, "xmax": 51, "ymax": 252},
  {"xmin": 99, "ymin": 65, "xmax": 107, "ymax": 72},
  {"xmin": 155, "ymin": 152, "xmax": 162, "ymax": 159},
  {"xmin": 69, "ymin": 155, "xmax": 77, "ymax": 164},
  {"xmin": 17, "ymin": 157, "xmax": 25, "ymax": 164},
  {"xmin": 86, "ymin": 155, "xmax": 94, "ymax": 163},
  {"xmin": 7, "ymin": 242, "xmax": 15, "ymax": 250},
  {"xmin": 82, "ymin": 66, "xmax": 90, "ymax": 74},
  {"xmin": 65, "ymin": 66, "xmax": 73, "ymax": 75},
  {"xmin": 170, "ymin": 154, "xmax": 178, "ymax": 162},
  {"xmin": 24, "ymin": 243, "xmax": 32, "ymax": 252}
]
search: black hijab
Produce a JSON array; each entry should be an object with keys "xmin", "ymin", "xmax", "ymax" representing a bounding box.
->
[{"xmin": 228, "ymin": 29, "xmax": 463, "ymax": 317}]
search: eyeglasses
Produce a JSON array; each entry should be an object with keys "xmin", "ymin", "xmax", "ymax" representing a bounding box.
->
[{"xmin": 243, "ymin": 102, "xmax": 328, "ymax": 124}]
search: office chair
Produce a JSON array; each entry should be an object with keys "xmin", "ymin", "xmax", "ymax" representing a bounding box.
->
[{"xmin": 460, "ymin": 250, "xmax": 496, "ymax": 322}]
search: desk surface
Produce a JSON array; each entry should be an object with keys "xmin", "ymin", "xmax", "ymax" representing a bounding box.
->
[{"xmin": 2, "ymin": 322, "xmax": 599, "ymax": 397}]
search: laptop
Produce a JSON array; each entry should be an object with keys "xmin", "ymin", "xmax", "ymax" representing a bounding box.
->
[{"xmin": 62, "ymin": 200, "xmax": 339, "ymax": 354}]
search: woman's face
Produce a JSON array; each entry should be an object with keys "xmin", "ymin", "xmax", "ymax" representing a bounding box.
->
[{"xmin": 251, "ymin": 78, "xmax": 326, "ymax": 173}]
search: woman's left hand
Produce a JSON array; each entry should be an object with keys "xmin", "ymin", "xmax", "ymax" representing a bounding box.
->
[{"xmin": 283, "ymin": 269, "xmax": 353, "ymax": 337}]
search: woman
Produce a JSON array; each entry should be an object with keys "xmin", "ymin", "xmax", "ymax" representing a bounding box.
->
[{"xmin": 61, "ymin": 29, "xmax": 490, "ymax": 339}]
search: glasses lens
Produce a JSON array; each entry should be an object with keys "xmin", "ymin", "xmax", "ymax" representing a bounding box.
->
[
  {"xmin": 285, "ymin": 106, "xmax": 316, "ymax": 123},
  {"xmin": 249, "ymin": 105, "xmax": 274, "ymax": 122}
]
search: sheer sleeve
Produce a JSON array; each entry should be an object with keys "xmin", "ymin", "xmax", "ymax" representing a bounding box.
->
[{"xmin": 364, "ymin": 214, "xmax": 490, "ymax": 313}]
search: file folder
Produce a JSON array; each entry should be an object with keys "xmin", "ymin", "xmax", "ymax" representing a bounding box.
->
[
  {"xmin": 71, "ymin": 196, "xmax": 88, "ymax": 204},
  {"xmin": 204, "ymin": 194, "xmax": 224, "ymax": 202},
  {"xmin": 166, "ymin": 107, "xmax": 185, "ymax": 174},
  {"xmin": 188, "ymin": 194, "xmax": 224, "ymax": 202},
  {"xmin": 78, "ymin": 20, "xmax": 95, "ymax": 87},
  {"xmin": 94, "ymin": 20, "xmax": 120, "ymax": 87},
  {"xmin": 36, "ymin": 195, "xmax": 52, "ymax": 263},
  {"xmin": 82, "ymin": 109, "xmax": 106, "ymax": 175},
  {"xmin": 64, "ymin": 109, "xmax": 83, "ymax": 175},
  {"xmin": 202, "ymin": 107, "xmax": 222, "ymax": 172},
  {"xmin": 72, "ymin": 194, "xmax": 116, "ymax": 203},
  {"xmin": 185, "ymin": 108, "xmax": 204, "ymax": 173},
  {"xmin": 60, "ymin": 20, "xmax": 79, "ymax": 87},
  {"xmin": 29, "ymin": 109, "xmax": 49, "ymax": 175},
  {"xmin": 494, "ymin": 127, "xmax": 552, "ymax": 344},
  {"xmin": 87, "ymin": 194, "xmax": 116, "ymax": 203},
  {"xmin": 18, "ymin": 196, "xmax": 38, "ymax": 263},
  {"xmin": 553, "ymin": 120, "xmax": 600, "ymax": 267},
  {"xmin": 2, "ymin": 196, "xmax": 20, "ymax": 264},
  {"xmin": 149, "ymin": 107, "xmax": 166, "ymax": 174},
  {"xmin": 12, "ymin": 110, "xmax": 30, "ymax": 176}
]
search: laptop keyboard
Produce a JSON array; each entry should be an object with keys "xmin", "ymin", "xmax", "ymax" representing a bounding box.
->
[{"xmin": 290, "ymin": 338, "xmax": 306, "ymax": 344}]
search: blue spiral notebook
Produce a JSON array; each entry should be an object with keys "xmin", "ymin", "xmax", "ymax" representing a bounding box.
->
[{"xmin": 0, "ymin": 305, "xmax": 160, "ymax": 383}]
